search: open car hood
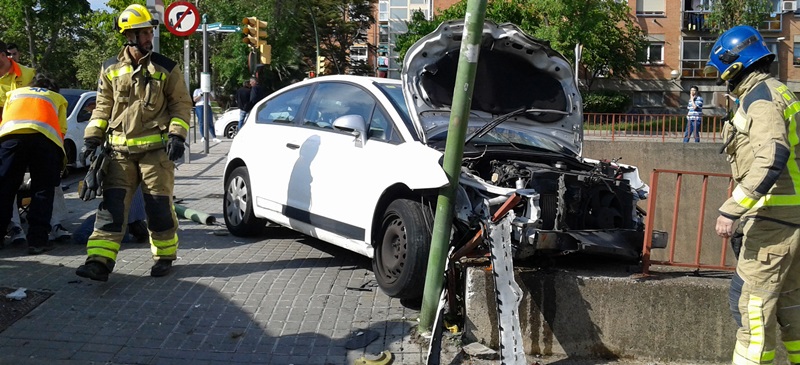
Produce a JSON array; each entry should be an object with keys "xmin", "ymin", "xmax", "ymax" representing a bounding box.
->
[{"xmin": 401, "ymin": 20, "xmax": 583, "ymax": 156}]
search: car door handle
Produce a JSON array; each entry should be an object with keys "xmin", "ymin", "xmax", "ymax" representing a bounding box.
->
[{"xmin": 286, "ymin": 143, "xmax": 300, "ymax": 149}]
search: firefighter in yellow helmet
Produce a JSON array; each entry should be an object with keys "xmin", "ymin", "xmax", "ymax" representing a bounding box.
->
[
  {"xmin": 708, "ymin": 25, "xmax": 800, "ymax": 365},
  {"xmin": 75, "ymin": 4, "xmax": 192, "ymax": 281}
]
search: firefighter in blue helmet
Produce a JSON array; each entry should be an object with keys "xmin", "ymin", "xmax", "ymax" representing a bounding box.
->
[
  {"xmin": 75, "ymin": 4, "xmax": 192, "ymax": 282},
  {"xmin": 708, "ymin": 25, "xmax": 800, "ymax": 365}
]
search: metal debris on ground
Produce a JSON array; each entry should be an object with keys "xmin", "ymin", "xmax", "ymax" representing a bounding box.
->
[
  {"xmin": 345, "ymin": 329, "xmax": 380, "ymax": 349},
  {"xmin": 462, "ymin": 342, "xmax": 498, "ymax": 359},
  {"xmin": 489, "ymin": 213, "xmax": 526, "ymax": 365}
]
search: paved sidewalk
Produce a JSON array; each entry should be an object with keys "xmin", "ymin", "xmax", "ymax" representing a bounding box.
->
[{"xmin": 0, "ymin": 139, "xmax": 435, "ymax": 365}]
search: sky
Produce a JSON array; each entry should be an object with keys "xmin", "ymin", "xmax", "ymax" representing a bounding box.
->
[{"xmin": 88, "ymin": 0, "xmax": 111, "ymax": 12}]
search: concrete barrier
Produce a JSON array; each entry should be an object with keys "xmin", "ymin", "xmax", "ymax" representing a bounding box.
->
[{"xmin": 464, "ymin": 265, "xmax": 740, "ymax": 363}]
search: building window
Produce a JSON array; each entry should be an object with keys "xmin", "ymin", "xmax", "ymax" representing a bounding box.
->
[
  {"xmin": 379, "ymin": 1, "xmax": 388, "ymax": 21},
  {"xmin": 632, "ymin": 91, "xmax": 664, "ymax": 107},
  {"xmin": 794, "ymin": 42, "xmax": 800, "ymax": 66},
  {"xmin": 641, "ymin": 41, "xmax": 664, "ymax": 65},
  {"xmin": 350, "ymin": 46, "xmax": 368, "ymax": 63},
  {"xmin": 681, "ymin": 37, "xmax": 716, "ymax": 78},
  {"xmin": 636, "ymin": 0, "xmax": 665, "ymax": 15}
]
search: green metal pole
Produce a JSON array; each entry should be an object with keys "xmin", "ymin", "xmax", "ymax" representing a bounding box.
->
[{"xmin": 418, "ymin": 0, "xmax": 487, "ymax": 333}]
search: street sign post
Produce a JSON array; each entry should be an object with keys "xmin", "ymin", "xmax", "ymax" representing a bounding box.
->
[{"xmin": 164, "ymin": 1, "xmax": 200, "ymax": 37}]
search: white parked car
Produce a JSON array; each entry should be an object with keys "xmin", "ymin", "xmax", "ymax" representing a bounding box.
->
[
  {"xmin": 223, "ymin": 21, "xmax": 661, "ymax": 299},
  {"xmin": 61, "ymin": 89, "xmax": 97, "ymax": 169},
  {"xmin": 214, "ymin": 107, "xmax": 241, "ymax": 139}
]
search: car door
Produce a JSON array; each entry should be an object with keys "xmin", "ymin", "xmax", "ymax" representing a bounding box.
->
[
  {"xmin": 285, "ymin": 81, "xmax": 408, "ymax": 244},
  {"xmin": 243, "ymin": 85, "xmax": 311, "ymax": 217}
]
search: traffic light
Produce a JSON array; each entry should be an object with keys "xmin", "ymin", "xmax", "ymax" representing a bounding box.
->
[
  {"xmin": 242, "ymin": 17, "xmax": 267, "ymax": 49},
  {"xmin": 316, "ymin": 56, "xmax": 326, "ymax": 75},
  {"xmin": 259, "ymin": 43, "xmax": 272, "ymax": 65}
]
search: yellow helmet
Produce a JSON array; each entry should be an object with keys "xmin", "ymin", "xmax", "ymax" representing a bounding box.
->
[{"xmin": 117, "ymin": 4, "xmax": 158, "ymax": 33}]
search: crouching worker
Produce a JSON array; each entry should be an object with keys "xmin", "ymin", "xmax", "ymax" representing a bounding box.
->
[
  {"xmin": 75, "ymin": 4, "xmax": 191, "ymax": 282},
  {"xmin": 0, "ymin": 75, "xmax": 68, "ymax": 255}
]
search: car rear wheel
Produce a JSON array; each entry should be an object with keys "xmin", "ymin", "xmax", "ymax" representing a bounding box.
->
[
  {"xmin": 373, "ymin": 199, "xmax": 432, "ymax": 299},
  {"xmin": 224, "ymin": 122, "xmax": 238, "ymax": 139},
  {"xmin": 224, "ymin": 166, "xmax": 266, "ymax": 236}
]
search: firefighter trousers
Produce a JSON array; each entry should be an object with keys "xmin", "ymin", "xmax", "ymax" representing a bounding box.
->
[
  {"xmin": 730, "ymin": 217, "xmax": 800, "ymax": 365},
  {"xmin": 85, "ymin": 149, "xmax": 178, "ymax": 271}
]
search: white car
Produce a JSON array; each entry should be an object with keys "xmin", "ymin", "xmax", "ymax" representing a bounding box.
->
[
  {"xmin": 223, "ymin": 21, "xmax": 661, "ymax": 299},
  {"xmin": 61, "ymin": 89, "xmax": 97, "ymax": 169},
  {"xmin": 214, "ymin": 107, "xmax": 242, "ymax": 139}
]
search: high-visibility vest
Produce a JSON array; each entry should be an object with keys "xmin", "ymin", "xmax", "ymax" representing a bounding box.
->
[{"xmin": 0, "ymin": 86, "xmax": 68, "ymax": 150}]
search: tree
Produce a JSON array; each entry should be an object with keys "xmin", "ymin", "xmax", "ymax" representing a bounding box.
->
[
  {"xmin": 394, "ymin": 0, "xmax": 647, "ymax": 90},
  {"xmin": 705, "ymin": 0, "xmax": 773, "ymax": 34}
]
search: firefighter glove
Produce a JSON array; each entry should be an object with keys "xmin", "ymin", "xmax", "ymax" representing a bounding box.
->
[
  {"xmin": 82, "ymin": 137, "xmax": 102, "ymax": 162},
  {"xmin": 166, "ymin": 134, "xmax": 185, "ymax": 161}
]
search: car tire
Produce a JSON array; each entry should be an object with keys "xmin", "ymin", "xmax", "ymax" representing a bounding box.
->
[
  {"xmin": 62, "ymin": 140, "xmax": 77, "ymax": 178},
  {"xmin": 373, "ymin": 199, "xmax": 432, "ymax": 299},
  {"xmin": 224, "ymin": 166, "xmax": 266, "ymax": 236},
  {"xmin": 224, "ymin": 122, "xmax": 238, "ymax": 139}
]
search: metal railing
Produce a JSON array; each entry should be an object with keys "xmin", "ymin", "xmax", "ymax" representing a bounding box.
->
[
  {"xmin": 641, "ymin": 169, "xmax": 736, "ymax": 275},
  {"xmin": 584, "ymin": 113, "xmax": 725, "ymax": 143}
]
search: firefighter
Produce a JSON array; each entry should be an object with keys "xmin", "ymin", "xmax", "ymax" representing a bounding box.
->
[
  {"xmin": 0, "ymin": 75, "xmax": 68, "ymax": 255},
  {"xmin": 75, "ymin": 4, "xmax": 191, "ymax": 281},
  {"xmin": 708, "ymin": 25, "xmax": 800, "ymax": 365}
]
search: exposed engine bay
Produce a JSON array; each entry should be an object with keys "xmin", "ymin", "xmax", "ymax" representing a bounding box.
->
[{"xmin": 452, "ymin": 151, "xmax": 658, "ymax": 261}]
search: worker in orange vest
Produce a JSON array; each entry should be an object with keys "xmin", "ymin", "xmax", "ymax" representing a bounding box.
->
[{"xmin": 0, "ymin": 74, "xmax": 67, "ymax": 255}]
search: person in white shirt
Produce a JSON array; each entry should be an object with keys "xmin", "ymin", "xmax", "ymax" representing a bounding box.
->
[{"xmin": 192, "ymin": 88, "xmax": 220, "ymax": 142}]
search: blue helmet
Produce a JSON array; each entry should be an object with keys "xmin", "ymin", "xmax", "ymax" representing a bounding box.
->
[{"xmin": 705, "ymin": 25, "xmax": 774, "ymax": 84}]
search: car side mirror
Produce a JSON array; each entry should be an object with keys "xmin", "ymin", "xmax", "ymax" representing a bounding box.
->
[
  {"xmin": 77, "ymin": 109, "xmax": 92, "ymax": 123},
  {"xmin": 333, "ymin": 114, "xmax": 367, "ymax": 147}
]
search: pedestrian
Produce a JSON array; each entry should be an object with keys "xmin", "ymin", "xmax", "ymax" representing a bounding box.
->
[
  {"xmin": 689, "ymin": 0, "xmax": 704, "ymax": 31},
  {"xmin": 708, "ymin": 25, "xmax": 800, "ymax": 365},
  {"xmin": 75, "ymin": 4, "xmax": 192, "ymax": 281},
  {"xmin": 683, "ymin": 85, "xmax": 703, "ymax": 143},
  {"xmin": 0, "ymin": 74, "xmax": 68, "ymax": 255},
  {"xmin": 6, "ymin": 43, "xmax": 19, "ymax": 62},
  {"xmin": 192, "ymin": 86, "xmax": 220, "ymax": 142},
  {"xmin": 249, "ymin": 76, "xmax": 267, "ymax": 117},
  {"xmin": 236, "ymin": 80, "xmax": 251, "ymax": 131}
]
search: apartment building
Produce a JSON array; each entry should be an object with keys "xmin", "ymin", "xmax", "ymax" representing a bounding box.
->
[
  {"xmin": 604, "ymin": 0, "xmax": 800, "ymax": 114},
  {"xmin": 363, "ymin": 0, "xmax": 800, "ymax": 114}
]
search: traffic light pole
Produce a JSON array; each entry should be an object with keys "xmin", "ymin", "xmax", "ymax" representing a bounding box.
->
[
  {"xmin": 202, "ymin": 22, "xmax": 210, "ymax": 154},
  {"xmin": 418, "ymin": 0, "xmax": 487, "ymax": 334},
  {"xmin": 309, "ymin": 6, "xmax": 320, "ymax": 76}
]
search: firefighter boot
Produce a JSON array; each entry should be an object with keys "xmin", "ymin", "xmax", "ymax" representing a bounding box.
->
[
  {"xmin": 150, "ymin": 259, "xmax": 173, "ymax": 277},
  {"xmin": 76, "ymin": 261, "xmax": 110, "ymax": 282}
]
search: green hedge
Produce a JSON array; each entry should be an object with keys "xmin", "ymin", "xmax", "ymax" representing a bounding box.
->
[{"xmin": 582, "ymin": 90, "xmax": 632, "ymax": 113}]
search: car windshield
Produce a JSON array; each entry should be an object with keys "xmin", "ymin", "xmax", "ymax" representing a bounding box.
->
[
  {"xmin": 374, "ymin": 82, "xmax": 416, "ymax": 140},
  {"xmin": 62, "ymin": 93, "xmax": 83, "ymax": 117},
  {"xmin": 427, "ymin": 123, "xmax": 574, "ymax": 156}
]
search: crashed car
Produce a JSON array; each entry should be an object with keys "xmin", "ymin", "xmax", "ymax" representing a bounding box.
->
[{"xmin": 223, "ymin": 20, "xmax": 663, "ymax": 300}]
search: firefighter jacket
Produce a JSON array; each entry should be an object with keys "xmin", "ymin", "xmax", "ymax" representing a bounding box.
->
[
  {"xmin": 720, "ymin": 71, "xmax": 800, "ymax": 224},
  {"xmin": 0, "ymin": 60, "xmax": 35, "ymax": 113},
  {"xmin": 84, "ymin": 46, "xmax": 191, "ymax": 154},
  {"xmin": 0, "ymin": 86, "xmax": 68, "ymax": 150}
]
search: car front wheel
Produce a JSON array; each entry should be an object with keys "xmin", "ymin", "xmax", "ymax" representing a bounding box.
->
[
  {"xmin": 373, "ymin": 199, "xmax": 432, "ymax": 299},
  {"xmin": 224, "ymin": 166, "xmax": 266, "ymax": 236},
  {"xmin": 224, "ymin": 122, "xmax": 238, "ymax": 139}
]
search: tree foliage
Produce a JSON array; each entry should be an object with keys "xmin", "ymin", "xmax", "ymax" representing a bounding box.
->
[
  {"xmin": 705, "ymin": 0, "xmax": 773, "ymax": 34},
  {"xmin": 396, "ymin": 0, "xmax": 647, "ymax": 90}
]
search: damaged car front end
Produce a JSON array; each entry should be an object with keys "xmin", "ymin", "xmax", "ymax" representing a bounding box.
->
[{"xmin": 402, "ymin": 20, "xmax": 666, "ymax": 262}]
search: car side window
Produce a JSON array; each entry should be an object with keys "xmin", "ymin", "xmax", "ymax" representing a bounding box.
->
[
  {"xmin": 302, "ymin": 83, "xmax": 375, "ymax": 130},
  {"xmin": 77, "ymin": 97, "xmax": 96, "ymax": 123},
  {"xmin": 254, "ymin": 86, "xmax": 309, "ymax": 124},
  {"xmin": 368, "ymin": 108, "xmax": 401, "ymax": 143}
]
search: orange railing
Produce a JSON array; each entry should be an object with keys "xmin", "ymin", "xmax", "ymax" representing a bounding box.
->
[
  {"xmin": 641, "ymin": 169, "xmax": 736, "ymax": 275},
  {"xmin": 584, "ymin": 113, "xmax": 725, "ymax": 143}
]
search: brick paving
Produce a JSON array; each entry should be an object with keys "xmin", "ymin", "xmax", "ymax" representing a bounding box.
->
[{"xmin": 0, "ymin": 139, "xmax": 435, "ymax": 365}]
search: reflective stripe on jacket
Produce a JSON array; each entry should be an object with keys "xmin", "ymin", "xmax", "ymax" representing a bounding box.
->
[
  {"xmin": 720, "ymin": 72, "xmax": 800, "ymax": 223},
  {"xmin": 0, "ymin": 86, "xmax": 68, "ymax": 150},
  {"xmin": 84, "ymin": 47, "xmax": 192, "ymax": 154}
]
